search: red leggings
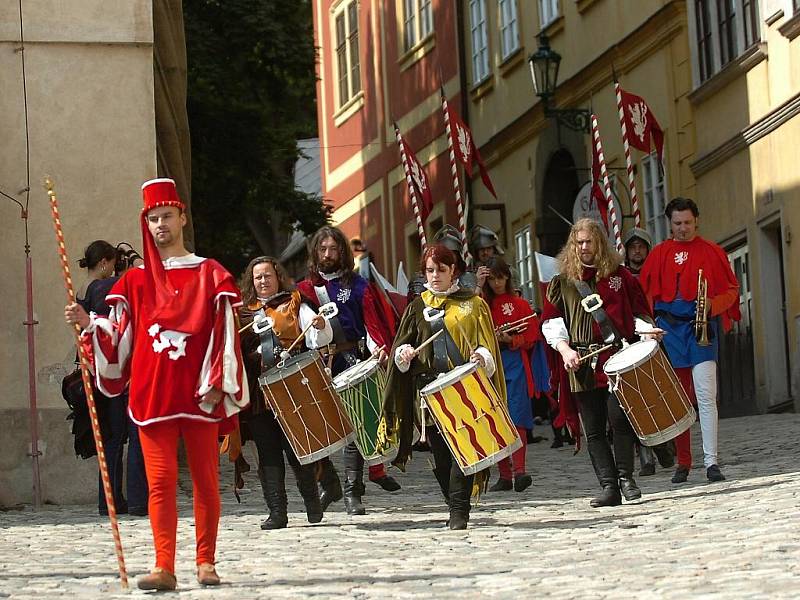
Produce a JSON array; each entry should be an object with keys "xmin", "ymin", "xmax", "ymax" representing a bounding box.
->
[
  {"xmin": 674, "ymin": 368, "xmax": 697, "ymax": 469},
  {"xmin": 138, "ymin": 419, "xmax": 220, "ymax": 574},
  {"xmin": 498, "ymin": 426, "xmax": 528, "ymax": 479}
]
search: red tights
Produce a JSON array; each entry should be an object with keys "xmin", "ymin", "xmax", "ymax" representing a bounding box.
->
[
  {"xmin": 674, "ymin": 368, "xmax": 697, "ymax": 469},
  {"xmin": 498, "ymin": 426, "xmax": 528, "ymax": 480},
  {"xmin": 138, "ymin": 419, "xmax": 220, "ymax": 574}
]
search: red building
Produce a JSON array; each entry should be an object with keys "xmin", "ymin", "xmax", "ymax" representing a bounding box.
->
[{"xmin": 313, "ymin": 0, "xmax": 464, "ymax": 275}]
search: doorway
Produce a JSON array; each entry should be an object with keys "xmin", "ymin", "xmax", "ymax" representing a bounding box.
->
[{"xmin": 536, "ymin": 149, "xmax": 579, "ymax": 258}]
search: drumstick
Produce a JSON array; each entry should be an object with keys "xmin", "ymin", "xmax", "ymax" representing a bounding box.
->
[
  {"xmin": 282, "ymin": 303, "xmax": 338, "ymax": 357},
  {"xmin": 578, "ymin": 344, "xmax": 614, "ymax": 364},
  {"xmin": 412, "ymin": 329, "xmax": 444, "ymax": 356}
]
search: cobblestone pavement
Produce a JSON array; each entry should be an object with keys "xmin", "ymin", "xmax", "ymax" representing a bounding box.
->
[{"xmin": 1, "ymin": 414, "xmax": 799, "ymax": 599}]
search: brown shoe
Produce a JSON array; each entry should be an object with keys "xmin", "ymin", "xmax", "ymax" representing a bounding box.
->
[
  {"xmin": 137, "ymin": 568, "xmax": 177, "ymax": 591},
  {"xmin": 197, "ymin": 563, "xmax": 221, "ymax": 586}
]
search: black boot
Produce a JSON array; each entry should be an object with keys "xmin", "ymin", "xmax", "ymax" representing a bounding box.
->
[
  {"xmin": 291, "ymin": 463, "xmax": 323, "ymax": 524},
  {"xmin": 447, "ymin": 467, "xmax": 473, "ymax": 530},
  {"xmin": 619, "ymin": 477, "xmax": 642, "ymax": 501},
  {"xmin": 343, "ymin": 470, "xmax": 366, "ymax": 515},
  {"xmin": 258, "ymin": 465, "xmax": 288, "ymax": 529},
  {"xmin": 590, "ymin": 485, "xmax": 622, "ymax": 507},
  {"xmin": 317, "ymin": 458, "xmax": 343, "ymax": 511}
]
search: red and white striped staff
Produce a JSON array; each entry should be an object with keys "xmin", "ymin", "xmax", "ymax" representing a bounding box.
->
[
  {"xmin": 394, "ymin": 125, "xmax": 427, "ymax": 249},
  {"xmin": 615, "ymin": 81, "xmax": 641, "ymax": 227},
  {"xmin": 590, "ymin": 115, "xmax": 624, "ymax": 253},
  {"xmin": 45, "ymin": 177, "xmax": 128, "ymax": 589},
  {"xmin": 441, "ymin": 94, "xmax": 471, "ymax": 265}
]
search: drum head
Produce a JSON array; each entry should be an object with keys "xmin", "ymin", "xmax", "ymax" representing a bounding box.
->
[
  {"xmin": 260, "ymin": 351, "xmax": 320, "ymax": 386},
  {"xmin": 331, "ymin": 358, "xmax": 380, "ymax": 391},
  {"xmin": 420, "ymin": 362, "xmax": 478, "ymax": 395},
  {"xmin": 603, "ymin": 340, "xmax": 658, "ymax": 374}
]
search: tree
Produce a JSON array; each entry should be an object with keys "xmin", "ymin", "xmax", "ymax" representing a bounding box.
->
[{"xmin": 184, "ymin": 0, "xmax": 329, "ymax": 276}]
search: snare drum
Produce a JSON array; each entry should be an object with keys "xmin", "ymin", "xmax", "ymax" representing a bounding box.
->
[
  {"xmin": 331, "ymin": 357, "xmax": 393, "ymax": 465},
  {"xmin": 420, "ymin": 362, "xmax": 522, "ymax": 476},
  {"xmin": 259, "ymin": 351, "xmax": 356, "ymax": 464},
  {"xmin": 603, "ymin": 340, "xmax": 696, "ymax": 446}
]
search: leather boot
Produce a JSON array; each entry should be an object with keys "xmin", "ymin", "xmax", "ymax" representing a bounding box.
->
[
  {"xmin": 291, "ymin": 463, "xmax": 323, "ymax": 524},
  {"xmin": 619, "ymin": 477, "xmax": 642, "ymax": 501},
  {"xmin": 317, "ymin": 458, "xmax": 343, "ymax": 511},
  {"xmin": 343, "ymin": 469, "xmax": 366, "ymax": 515},
  {"xmin": 447, "ymin": 467, "xmax": 473, "ymax": 530},
  {"xmin": 432, "ymin": 465, "xmax": 451, "ymax": 503},
  {"xmin": 587, "ymin": 440, "xmax": 622, "ymax": 508},
  {"xmin": 590, "ymin": 485, "xmax": 622, "ymax": 508},
  {"xmin": 258, "ymin": 465, "xmax": 288, "ymax": 529}
]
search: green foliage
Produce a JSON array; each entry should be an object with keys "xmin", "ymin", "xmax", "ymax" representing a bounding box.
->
[{"xmin": 185, "ymin": 0, "xmax": 329, "ymax": 275}]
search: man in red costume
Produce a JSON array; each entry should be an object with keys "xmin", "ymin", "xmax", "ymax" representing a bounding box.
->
[
  {"xmin": 65, "ymin": 178, "xmax": 248, "ymax": 591},
  {"xmin": 640, "ymin": 197, "xmax": 739, "ymax": 484}
]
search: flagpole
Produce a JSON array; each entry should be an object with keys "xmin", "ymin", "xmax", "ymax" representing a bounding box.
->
[
  {"xmin": 590, "ymin": 114, "xmax": 624, "ymax": 253},
  {"xmin": 394, "ymin": 125, "xmax": 427, "ymax": 249},
  {"xmin": 615, "ymin": 82, "xmax": 641, "ymax": 227},
  {"xmin": 441, "ymin": 92, "xmax": 472, "ymax": 265}
]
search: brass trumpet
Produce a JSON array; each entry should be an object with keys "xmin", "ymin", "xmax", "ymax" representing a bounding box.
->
[
  {"xmin": 495, "ymin": 313, "xmax": 537, "ymax": 335},
  {"xmin": 695, "ymin": 269, "xmax": 711, "ymax": 346}
]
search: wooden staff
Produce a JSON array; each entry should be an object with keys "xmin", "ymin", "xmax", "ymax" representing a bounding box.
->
[{"xmin": 45, "ymin": 177, "xmax": 128, "ymax": 589}]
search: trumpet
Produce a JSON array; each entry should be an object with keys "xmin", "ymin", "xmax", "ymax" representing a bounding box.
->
[
  {"xmin": 495, "ymin": 313, "xmax": 537, "ymax": 335},
  {"xmin": 695, "ymin": 269, "xmax": 711, "ymax": 346}
]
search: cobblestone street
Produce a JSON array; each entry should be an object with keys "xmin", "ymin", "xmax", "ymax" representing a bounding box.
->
[{"xmin": 1, "ymin": 413, "xmax": 799, "ymax": 599}]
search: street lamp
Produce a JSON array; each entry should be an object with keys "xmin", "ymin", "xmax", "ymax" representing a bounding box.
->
[{"xmin": 528, "ymin": 33, "xmax": 590, "ymax": 133}]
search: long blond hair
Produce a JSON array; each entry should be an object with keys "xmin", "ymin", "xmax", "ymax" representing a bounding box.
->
[{"xmin": 556, "ymin": 218, "xmax": 622, "ymax": 280}]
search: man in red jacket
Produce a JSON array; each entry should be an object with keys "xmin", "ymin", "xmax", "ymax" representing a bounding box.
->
[
  {"xmin": 66, "ymin": 178, "xmax": 248, "ymax": 591},
  {"xmin": 640, "ymin": 197, "xmax": 740, "ymax": 484}
]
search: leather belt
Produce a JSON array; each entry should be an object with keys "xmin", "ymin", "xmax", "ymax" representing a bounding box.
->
[
  {"xmin": 426, "ymin": 307, "xmax": 464, "ymax": 374},
  {"xmin": 574, "ymin": 279, "xmax": 620, "ymax": 344}
]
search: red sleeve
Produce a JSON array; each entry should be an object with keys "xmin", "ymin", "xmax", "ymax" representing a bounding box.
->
[
  {"xmin": 707, "ymin": 242, "xmax": 741, "ymax": 329},
  {"xmin": 509, "ymin": 297, "xmax": 540, "ymax": 351},
  {"xmin": 363, "ymin": 284, "xmax": 395, "ymax": 350},
  {"xmin": 621, "ymin": 267, "xmax": 654, "ymax": 320},
  {"xmin": 639, "ymin": 242, "xmax": 668, "ymax": 303}
]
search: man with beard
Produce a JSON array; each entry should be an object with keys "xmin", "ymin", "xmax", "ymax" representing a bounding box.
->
[
  {"xmin": 541, "ymin": 219, "xmax": 661, "ymax": 508},
  {"xmin": 623, "ymin": 227, "xmax": 652, "ymax": 277},
  {"xmin": 640, "ymin": 198, "xmax": 740, "ymax": 484},
  {"xmin": 297, "ymin": 226, "xmax": 396, "ymax": 515}
]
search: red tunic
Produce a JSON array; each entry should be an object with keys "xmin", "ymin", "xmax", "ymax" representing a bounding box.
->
[
  {"xmin": 639, "ymin": 237, "xmax": 740, "ymax": 331},
  {"xmin": 82, "ymin": 255, "xmax": 249, "ymax": 431},
  {"xmin": 490, "ymin": 293, "xmax": 541, "ymax": 398}
]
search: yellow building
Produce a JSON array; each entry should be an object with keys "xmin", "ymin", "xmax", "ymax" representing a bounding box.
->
[{"xmin": 463, "ymin": 0, "xmax": 796, "ymax": 414}]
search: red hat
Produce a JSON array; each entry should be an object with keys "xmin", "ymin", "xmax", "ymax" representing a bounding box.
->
[
  {"xmin": 139, "ymin": 178, "xmax": 185, "ymax": 315},
  {"xmin": 141, "ymin": 178, "xmax": 185, "ymax": 213}
]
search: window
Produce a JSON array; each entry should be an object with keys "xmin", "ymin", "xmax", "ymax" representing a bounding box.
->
[
  {"xmin": 538, "ymin": 0, "xmax": 559, "ymax": 28},
  {"xmin": 469, "ymin": 0, "xmax": 490, "ymax": 83},
  {"xmin": 402, "ymin": 0, "xmax": 434, "ymax": 52},
  {"xmin": 334, "ymin": 1, "xmax": 361, "ymax": 108},
  {"xmin": 727, "ymin": 244, "xmax": 752, "ymax": 332},
  {"xmin": 690, "ymin": 0, "xmax": 760, "ymax": 84},
  {"xmin": 514, "ymin": 225, "xmax": 535, "ymax": 302},
  {"xmin": 498, "ymin": 0, "xmax": 520, "ymax": 60},
  {"xmin": 641, "ymin": 152, "xmax": 668, "ymax": 244}
]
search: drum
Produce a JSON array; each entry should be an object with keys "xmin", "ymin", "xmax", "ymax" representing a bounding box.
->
[
  {"xmin": 420, "ymin": 362, "xmax": 522, "ymax": 476},
  {"xmin": 259, "ymin": 351, "xmax": 356, "ymax": 464},
  {"xmin": 603, "ymin": 340, "xmax": 696, "ymax": 446},
  {"xmin": 332, "ymin": 357, "xmax": 393, "ymax": 466}
]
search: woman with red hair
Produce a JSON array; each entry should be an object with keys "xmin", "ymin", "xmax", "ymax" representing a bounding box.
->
[{"xmin": 380, "ymin": 244, "xmax": 505, "ymax": 530}]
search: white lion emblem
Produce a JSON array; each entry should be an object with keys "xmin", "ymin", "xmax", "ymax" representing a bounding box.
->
[
  {"xmin": 674, "ymin": 251, "xmax": 689, "ymax": 265},
  {"xmin": 410, "ymin": 160, "xmax": 427, "ymax": 192},
  {"xmin": 609, "ymin": 276, "xmax": 623, "ymax": 292},
  {"xmin": 629, "ymin": 101, "xmax": 648, "ymax": 143},
  {"xmin": 502, "ymin": 302, "xmax": 514, "ymax": 317},
  {"xmin": 457, "ymin": 123, "xmax": 471, "ymax": 162},
  {"xmin": 148, "ymin": 323, "xmax": 190, "ymax": 361},
  {"xmin": 336, "ymin": 288, "xmax": 352, "ymax": 304}
]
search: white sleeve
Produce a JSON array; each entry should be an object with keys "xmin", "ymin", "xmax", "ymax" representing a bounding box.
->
[
  {"xmin": 474, "ymin": 346, "xmax": 496, "ymax": 378},
  {"xmin": 635, "ymin": 317, "xmax": 655, "ymax": 333},
  {"xmin": 542, "ymin": 317, "xmax": 569, "ymax": 350},
  {"xmin": 394, "ymin": 344, "xmax": 414, "ymax": 373},
  {"xmin": 365, "ymin": 331, "xmax": 379, "ymax": 355},
  {"xmin": 299, "ymin": 303, "xmax": 333, "ymax": 348}
]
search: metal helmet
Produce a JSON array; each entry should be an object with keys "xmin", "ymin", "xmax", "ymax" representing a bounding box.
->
[
  {"xmin": 622, "ymin": 227, "xmax": 653, "ymax": 250},
  {"xmin": 468, "ymin": 224, "xmax": 504, "ymax": 256},
  {"xmin": 432, "ymin": 224, "xmax": 463, "ymax": 255}
]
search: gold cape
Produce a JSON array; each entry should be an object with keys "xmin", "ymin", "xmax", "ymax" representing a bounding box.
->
[{"xmin": 379, "ymin": 288, "xmax": 506, "ymax": 469}]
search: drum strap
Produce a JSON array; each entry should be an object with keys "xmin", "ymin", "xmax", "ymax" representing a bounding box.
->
[
  {"xmin": 427, "ymin": 309, "xmax": 465, "ymax": 374},
  {"xmin": 573, "ymin": 279, "xmax": 621, "ymax": 344},
  {"xmin": 255, "ymin": 308, "xmax": 280, "ymax": 370},
  {"xmin": 314, "ymin": 284, "xmax": 349, "ymax": 345}
]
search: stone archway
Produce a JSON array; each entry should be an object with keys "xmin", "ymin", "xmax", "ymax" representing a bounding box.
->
[{"xmin": 536, "ymin": 149, "xmax": 580, "ymax": 257}]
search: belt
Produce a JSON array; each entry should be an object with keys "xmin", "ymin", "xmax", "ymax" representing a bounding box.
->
[
  {"xmin": 654, "ymin": 310, "xmax": 693, "ymax": 325},
  {"xmin": 321, "ymin": 340, "xmax": 361, "ymax": 357}
]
